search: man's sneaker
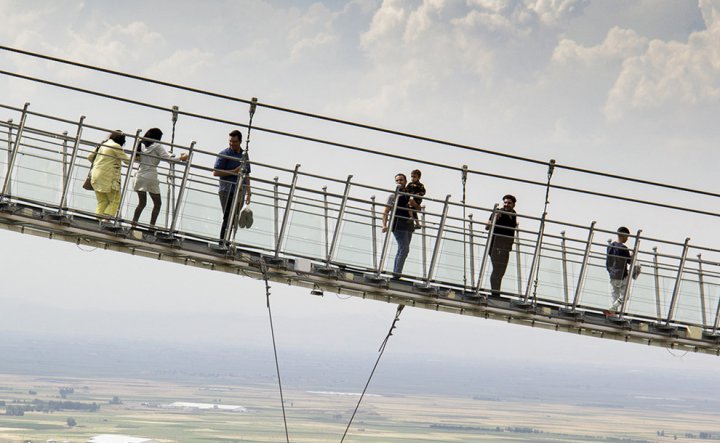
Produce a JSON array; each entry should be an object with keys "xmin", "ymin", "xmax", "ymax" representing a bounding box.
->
[{"xmin": 603, "ymin": 309, "xmax": 616, "ymax": 317}]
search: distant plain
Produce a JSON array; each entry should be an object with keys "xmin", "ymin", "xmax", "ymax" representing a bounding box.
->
[{"xmin": 1, "ymin": 334, "xmax": 719, "ymax": 442}]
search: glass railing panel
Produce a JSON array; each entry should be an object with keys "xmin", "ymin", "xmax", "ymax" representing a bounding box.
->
[
  {"xmin": 705, "ymin": 282, "xmax": 720, "ymax": 330},
  {"xmin": 577, "ymin": 251, "xmax": 614, "ymax": 311},
  {"xmin": 624, "ymin": 272, "xmax": 658, "ymax": 320},
  {"xmin": 237, "ymin": 192, "xmax": 277, "ymax": 251},
  {"xmin": 0, "ymin": 126, "xmax": 10, "ymax": 189},
  {"xmin": 65, "ymin": 160, "xmax": 102, "ymax": 215},
  {"xmin": 282, "ymin": 193, "xmax": 325, "ymax": 259},
  {"xmin": 622, "ymin": 250, "xmax": 658, "ymax": 320},
  {"xmin": 469, "ymin": 230, "xmax": 489, "ymax": 290},
  {"xmin": 654, "ymin": 274, "xmax": 676, "ymax": 322},
  {"xmin": 11, "ymin": 136, "xmax": 64, "ymax": 206},
  {"xmin": 673, "ymin": 278, "xmax": 704, "ymax": 326},
  {"xmin": 334, "ymin": 209, "xmax": 375, "ymax": 269},
  {"xmin": 534, "ymin": 244, "xmax": 565, "ymax": 304},
  {"xmin": 433, "ymin": 227, "xmax": 466, "ymax": 286},
  {"xmin": 175, "ymin": 176, "xmax": 225, "ymax": 241}
]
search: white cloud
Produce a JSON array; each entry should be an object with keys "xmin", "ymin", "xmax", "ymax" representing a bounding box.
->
[
  {"xmin": 604, "ymin": 0, "xmax": 720, "ymax": 119},
  {"xmin": 62, "ymin": 21, "xmax": 166, "ymax": 68},
  {"xmin": 552, "ymin": 27, "xmax": 648, "ymax": 66},
  {"xmin": 145, "ymin": 48, "xmax": 216, "ymax": 82}
]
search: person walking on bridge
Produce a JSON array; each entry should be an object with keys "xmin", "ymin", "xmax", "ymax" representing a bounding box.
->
[
  {"xmin": 383, "ymin": 173, "xmax": 414, "ymax": 277},
  {"xmin": 88, "ymin": 131, "xmax": 130, "ymax": 219},
  {"xmin": 605, "ymin": 226, "xmax": 632, "ymax": 315},
  {"xmin": 213, "ymin": 129, "xmax": 251, "ymax": 244},
  {"xmin": 486, "ymin": 194, "xmax": 517, "ymax": 296}
]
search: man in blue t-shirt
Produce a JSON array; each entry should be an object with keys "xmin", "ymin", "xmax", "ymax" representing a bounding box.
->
[
  {"xmin": 213, "ymin": 129, "xmax": 251, "ymax": 243},
  {"xmin": 606, "ymin": 226, "xmax": 632, "ymax": 314}
]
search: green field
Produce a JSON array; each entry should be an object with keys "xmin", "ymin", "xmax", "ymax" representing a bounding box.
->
[{"xmin": 0, "ymin": 373, "xmax": 717, "ymax": 443}]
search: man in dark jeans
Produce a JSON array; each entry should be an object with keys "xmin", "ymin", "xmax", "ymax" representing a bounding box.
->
[
  {"xmin": 486, "ymin": 194, "xmax": 517, "ymax": 296},
  {"xmin": 382, "ymin": 173, "xmax": 413, "ymax": 277},
  {"xmin": 213, "ymin": 129, "xmax": 251, "ymax": 244}
]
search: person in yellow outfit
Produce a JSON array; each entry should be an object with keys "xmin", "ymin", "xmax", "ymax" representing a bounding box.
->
[{"xmin": 88, "ymin": 131, "xmax": 130, "ymax": 218}]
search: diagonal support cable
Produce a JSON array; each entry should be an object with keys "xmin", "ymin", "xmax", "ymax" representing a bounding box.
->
[
  {"xmin": 340, "ymin": 304, "xmax": 405, "ymax": 443},
  {"xmin": 262, "ymin": 266, "xmax": 290, "ymax": 443}
]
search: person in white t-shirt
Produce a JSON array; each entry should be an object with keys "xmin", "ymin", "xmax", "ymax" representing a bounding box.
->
[{"xmin": 131, "ymin": 127, "xmax": 187, "ymax": 229}]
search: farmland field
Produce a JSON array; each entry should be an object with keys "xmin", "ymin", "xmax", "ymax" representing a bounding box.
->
[
  {"xmin": 1, "ymin": 335, "xmax": 719, "ymax": 443},
  {"xmin": 1, "ymin": 372, "xmax": 720, "ymax": 443}
]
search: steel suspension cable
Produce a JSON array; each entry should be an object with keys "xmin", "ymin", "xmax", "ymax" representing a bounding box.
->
[
  {"xmin": 0, "ymin": 45, "xmax": 545, "ymax": 167},
  {"xmin": 262, "ymin": 268, "xmax": 291, "ymax": 443},
  {"xmin": 2, "ymin": 69, "xmax": 720, "ymax": 219},
  {"xmin": 2, "ymin": 45, "xmax": 719, "ymax": 200},
  {"xmin": 340, "ymin": 304, "xmax": 405, "ymax": 443}
]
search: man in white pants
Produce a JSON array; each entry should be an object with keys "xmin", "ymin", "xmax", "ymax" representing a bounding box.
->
[{"xmin": 605, "ymin": 226, "xmax": 632, "ymax": 315}]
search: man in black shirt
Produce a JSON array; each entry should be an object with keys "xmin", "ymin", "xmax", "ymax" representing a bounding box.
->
[{"xmin": 486, "ymin": 194, "xmax": 517, "ymax": 296}]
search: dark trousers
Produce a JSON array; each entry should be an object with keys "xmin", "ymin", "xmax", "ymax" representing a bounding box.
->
[
  {"xmin": 219, "ymin": 187, "xmax": 245, "ymax": 241},
  {"xmin": 392, "ymin": 229, "xmax": 413, "ymax": 274},
  {"xmin": 489, "ymin": 238, "xmax": 513, "ymax": 295}
]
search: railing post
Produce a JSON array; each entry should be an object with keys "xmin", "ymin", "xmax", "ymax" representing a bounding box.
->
[
  {"xmin": 5, "ymin": 119, "xmax": 11, "ymax": 196},
  {"xmin": 421, "ymin": 205, "xmax": 427, "ymax": 279},
  {"xmin": 166, "ymin": 105, "xmax": 179, "ymax": 229},
  {"xmin": 426, "ymin": 195, "xmax": 451, "ymax": 283},
  {"xmin": 58, "ymin": 116, "xmax": 86, "ymax": 212},
  {"xmin": 112, "ymin": 129, "xmax": 142, "ymax": 226},
  {"xmin": 524, "ymin": 217, "xmax": 546, "ymax": 302},
  {"xmin": 515, "ymin": 222, "xmax": 523, "ymax": 295},
  {"xmin": 275, "ymin": 164, "xmax": 300, "ymax": 257},
  {"xmin": 224, "ymin": 145, "xmax": 252, "ymax": 245},
  {"xmin": 168, "ymin": 142, "xmax": 195, "ymax": 234},
  {"xmin": 322, "ymin": 186, "xmax": 329, "ymax": 259},
  {"xmin": 560, "ymin": 231, "xmax": 569, "ymax": 305},
  {"xmin": 61, "ymin": 130, "xmax": 69, "ymax": 193},
  {"xmin": 652, "ymin": 247, "xmax": 662, "ymax": 323},
  {"xmin": 697, "ymin": 254, "xmax": 708, "ymax": 327},
  {"xmin": 376, "ymin": 186, "xmax": 401, "ymax": 276},
  {"xmin": 571, "ymin": 221, "xmax": 596, "ymax": 311},
  {"xmin": 1, "ymin": 102, "xmax": 29, "ymax": 198},
  {"xmin": 469, "ymin": 213, "xmax": 475, "ymax": 288},
  {"xmin": 327, "ymin": 175, "xmax": 353, "ymax": 263},
  {"xmin": 273, "ymin": 176, "xmax": 279, "ymax": 247},
  {"xmin": 665, "ymin": 237, "xmax": 690, "ymax": 325},
  {"xmin": 618, "ymin": 229, "xmax": 642, "ymax": 317},
  {"xmin": 370, "ymin": 196, "xmax": 378, "ymax": 270},
  {"xmin": 474, "ymin": 204, "xmax": 499, "ymax": 296},
  {"xmin": 712, "ymin": 289, "xmax": 720, "ymax": 335}
]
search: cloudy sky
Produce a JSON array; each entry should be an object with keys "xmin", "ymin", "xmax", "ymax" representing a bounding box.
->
[{"xmin": 1, "ymin": 0, "xmax": 720, "ymax": 374}]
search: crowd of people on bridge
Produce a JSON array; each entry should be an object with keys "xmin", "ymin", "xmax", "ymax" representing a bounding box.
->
[{"xmin": 86, "ymin": 128, "xmax": 634, "ymax": 314}]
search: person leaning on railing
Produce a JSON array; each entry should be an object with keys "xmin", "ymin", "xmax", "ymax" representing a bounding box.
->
[
  {"xmin": 486, "ymin": 194, "xmax": 518, "ymax": 296},
  {"xmin": 131, "ymin": 127, "xmax": 188, "ymax": 230},
  {"xmin": 88, "ymin": 130, "xmax": 130, "ymax": 219}
]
